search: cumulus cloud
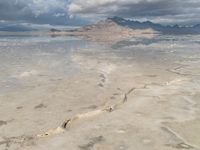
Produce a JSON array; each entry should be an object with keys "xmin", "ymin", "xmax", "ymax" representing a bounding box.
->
[
  {"xmin": 0, "ymin": 0, "xmax": 87, "ymax": 25},
  {"xmin": 68, "ymin": 0, "xmax": 200, "ymax": 25}
]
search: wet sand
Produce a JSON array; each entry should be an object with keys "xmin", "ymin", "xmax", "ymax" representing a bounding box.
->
[{"xmin": 0, "ymin": 35, "xmax": 200, "ymax": 150}]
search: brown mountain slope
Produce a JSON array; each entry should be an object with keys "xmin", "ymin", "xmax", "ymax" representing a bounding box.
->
[{"xmin": 73, "ymin": 19, "xmax": 158, "ymax": 43}]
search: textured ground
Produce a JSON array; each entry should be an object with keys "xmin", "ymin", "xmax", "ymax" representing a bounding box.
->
[{"xmin": 0, "ymin": 35, "xmax": 200, "ymax": 150}]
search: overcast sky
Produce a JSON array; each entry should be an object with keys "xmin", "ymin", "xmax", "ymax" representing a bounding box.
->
[{"xmin": 0, "ymin": 0, "xmax": 200, "ymax": 25}]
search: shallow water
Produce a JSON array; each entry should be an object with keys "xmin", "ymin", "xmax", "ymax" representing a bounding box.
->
[{"xmin": 0, "ymin": 36, "xmax": 90, "ymax": 93}]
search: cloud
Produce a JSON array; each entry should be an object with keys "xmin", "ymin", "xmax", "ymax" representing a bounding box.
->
[
  {"xmin": 1, "ymin": 0, "xmax": 200, "ymax": 25},
  {"xmin": 0, "ymin": 0, "xmax": 87, "ymax": 25},
  {"xmin": 0, "ymin": 0, "xmax": 66, "ymax": 18},
  {"xmin": 68, "ymin": 0, "xmax": 200, "ymax": 25}
]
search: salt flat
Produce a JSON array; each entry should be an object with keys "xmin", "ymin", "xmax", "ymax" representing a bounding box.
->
[{"xmin": 0, "ymin": 35, "xmax": 200, "ymax": 150}]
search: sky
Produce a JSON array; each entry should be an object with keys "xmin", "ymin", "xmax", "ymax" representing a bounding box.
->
[{"xmin": 0, "ymin": 0, "xmax": 200, "ymax": 26}]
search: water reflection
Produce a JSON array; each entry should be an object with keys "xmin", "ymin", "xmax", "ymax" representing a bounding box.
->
[
  {"xmin": 112, "ymin": 35, "xmax": 200, "ymax": 49},
  {"xmin": 1, "ymin": 34, "xmax": 200, "ymax": 93}
]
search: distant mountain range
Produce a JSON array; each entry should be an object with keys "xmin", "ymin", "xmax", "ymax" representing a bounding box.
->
[
  {"xmin": 0, "ymin": 23, "xmax": 77, "ymax": 32},
  {"xmin": 107, "ymin": 17, "xmax": 200, "ymax": 34},
  {"xmin": 0, "ymin": 24, "xmax": 36, "ymax": 32},
  {"xmin": 1, "ymin": 17, "xmax": 200, "ymax": 35},
  {"xmin": 44, "ymin": 17, "xmax": 200, "ymax": 43}
]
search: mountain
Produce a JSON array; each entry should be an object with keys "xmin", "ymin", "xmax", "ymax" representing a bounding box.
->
[
  {"xmin": 0, "ymin": 23, "xmax": 74, "ymax": 32},
  {"xmin": 2, "ymin": 17, "xmax": 199, "ymax": 38},
  {"xmin": 61, "ymin": 17, "xmax": 200, "ymax": 43},
  {"xmin": 75, "ymin": 17, "xmax": 156, "ymax": 34},
  {"xmin": 70, "ymin": 18, "xmax": 157, "ymax": 43},
  {"xmin": 108, "ymin": 17, "xmax": 200, "ymax": 34},
  {"xmin": 0, "ymin": 24, "xmax": 36, "ymax": 32}
]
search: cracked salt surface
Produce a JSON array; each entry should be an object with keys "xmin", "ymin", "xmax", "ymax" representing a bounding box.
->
[{"xmin": 1, "ymin": 34, "xmax": 200, "ymax": 150}]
